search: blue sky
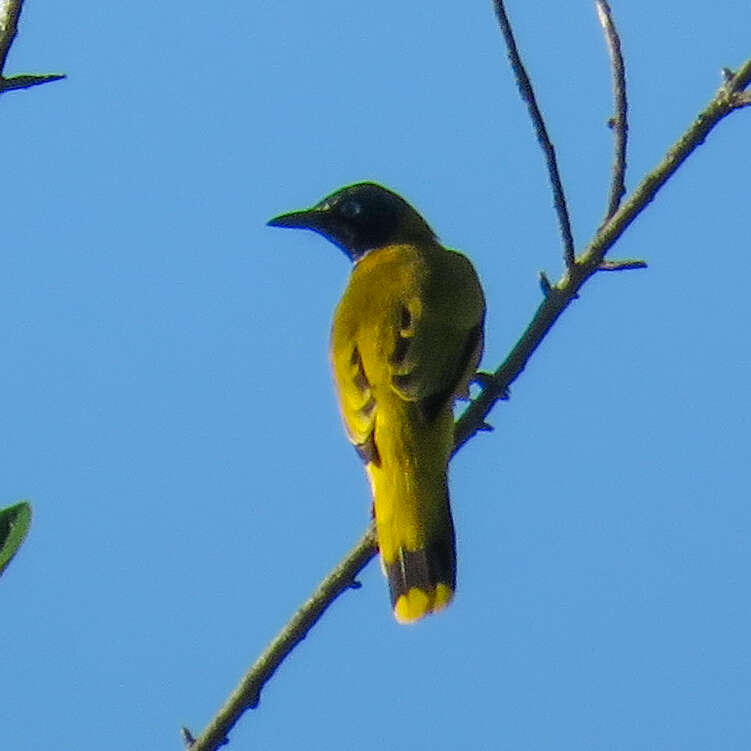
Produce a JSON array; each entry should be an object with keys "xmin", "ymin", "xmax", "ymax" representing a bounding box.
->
[{"xmin": 2, "ymin": 1, "xmax": 750, "ymax": 749}]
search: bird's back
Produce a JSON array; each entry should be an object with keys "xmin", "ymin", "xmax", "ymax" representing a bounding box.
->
[{"xmin": 330, "ymin": 240, "xmax": 484, "ymax": 622}]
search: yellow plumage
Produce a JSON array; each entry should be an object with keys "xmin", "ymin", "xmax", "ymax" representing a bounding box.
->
[{"xmin": 269, "ymin": 183, "xmax": 485, "ymax": 623}]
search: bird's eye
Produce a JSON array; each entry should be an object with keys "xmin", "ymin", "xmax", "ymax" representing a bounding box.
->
[{"xmin": 338, "ymin": 200, "xmax": 362, "ymax": 219}]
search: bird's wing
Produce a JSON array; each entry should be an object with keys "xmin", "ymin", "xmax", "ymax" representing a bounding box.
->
[
  {"xmin": 330, "ymin": 332, "xmax": 381, "ymax": 464},
  {"xmin": 330, "ymin": 246, "xmax": 484, "ymax": 459},
  {"xmin": 387, "ymin": 251, "xmax": 485, "ymax": 420},
  {"xmin": 387, "ymin": 296, "xmax": 483, "ymax": 421}
]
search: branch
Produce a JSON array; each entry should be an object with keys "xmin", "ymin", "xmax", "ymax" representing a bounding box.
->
[
  {"xmin": 0, "ymin": 0, "xmax": 65, "ymax": 92},
  {"xmin": 454, "ymin": 58, "xmax": 751, "ymax": 452},
  {"xmin": 595, "ymin": 0, "xmax": 629, "ymax": 222},
  {"xmin": 491, "ymin": 0, "xmax": 576, "ymax": 268},
  {"xmin": 186, "ymin": 47, "xmax": 751, "ymax": 751},
  {"xmin": 186, "ymin": 527, "xmax": 378, "ymax": 751}
]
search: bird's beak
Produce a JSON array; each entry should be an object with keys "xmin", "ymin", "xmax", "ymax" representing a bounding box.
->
[{"xmin": 267, "ymin": 208, "xmax": 326, "ymax": 230}]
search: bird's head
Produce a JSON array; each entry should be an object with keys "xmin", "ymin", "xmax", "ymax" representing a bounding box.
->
[{"xmin": 268, "ymin": 182, "xmax": 436, "ymax": 261}]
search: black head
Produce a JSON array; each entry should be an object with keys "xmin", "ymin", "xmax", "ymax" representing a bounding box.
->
[{"xmin": 268, "ymin": 182, "xmax": 436, "ymax": 261}]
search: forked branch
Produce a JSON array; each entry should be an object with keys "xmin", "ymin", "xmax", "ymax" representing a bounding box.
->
[
  {"xmin": 185, "ymin": 7, "xmax": 751, "ymax": 748},
  {"xmin": 0, "ymin": 0, "xmax": 65, "ymax": 93},
  {"xmin": 455, "ymin": 57, "xmax": 751, "ymax": 450}
]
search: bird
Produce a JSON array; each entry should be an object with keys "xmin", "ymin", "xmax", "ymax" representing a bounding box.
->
[{"xmin": 268, "ymin": 182, "xmax": 485, "ymax": 623}]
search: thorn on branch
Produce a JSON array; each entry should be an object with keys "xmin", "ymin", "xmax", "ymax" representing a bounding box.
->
[
  {"xmin": 539, "ymin": 271, "xmax": 553, "ymax": 296},
  {"xmin": 720, "ymin": 63, "xmax": 751, "ymax": 98},
  {"xmin": 0, "ymin": 73, "xmax": 66, "ymax": 93},
  {"xmin": 245, "ymin": 693, "xmax": 261, "ymax": 710},
  {"xmin": 348, "ymin": 578, "xmax": 362, "ymax": 590},
  {"xmin": 598, "ymin": 258, "xmax": 648, "ymax": 271},
  {"xmin": 472, "ymin": 371, "xmax": 496, "ymax": 389},
  {"xmin": 181, "ymin": 727, "xmax": 196, "ymax": 748},
  {"xmin": 478, "ymin": 422, "xmax": 494, "ymax": 432}
]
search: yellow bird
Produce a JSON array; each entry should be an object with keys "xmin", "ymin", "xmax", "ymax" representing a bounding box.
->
[{"xmin": 269, "ymin": 183, "xmax": 485, "ymax": 623}]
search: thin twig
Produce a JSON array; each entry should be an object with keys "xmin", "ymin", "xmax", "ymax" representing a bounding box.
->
[
  {"xmin": 596, "ymin": 0, "xmax": 629, "ymax": 221},
  {"xmin": 492, "ymin": 0, "xmax": 576, "ymax": 268},
  {"xmin": 188, "ymin": 55, "xmax": 751, "ymax": 751},
  {"xmin": 0, "ymin": 0, "xmax": 64, "ymax": 91}
]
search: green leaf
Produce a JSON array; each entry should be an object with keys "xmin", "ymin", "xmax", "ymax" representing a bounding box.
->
[{"xmin": 0, "ymin": 501, "xmax": 32, "ymax": 576}]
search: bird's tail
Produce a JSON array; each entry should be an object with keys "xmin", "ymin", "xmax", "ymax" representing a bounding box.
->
[
  {"xmin": 365, "ymin": 410, "xmax": 456, "ymax": 623},
  {"xmin": 382, "ymin": 508, "xmax": 456, "ymax": 624}
]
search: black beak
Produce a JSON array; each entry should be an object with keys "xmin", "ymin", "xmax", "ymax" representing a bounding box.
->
[
  {"xmin": 267, "ymin": 203, "xmax": 354, "ymax": 258},
  {"xmin": 267, "ymin": 208, "xmax": 325, "ymax": 230}
]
